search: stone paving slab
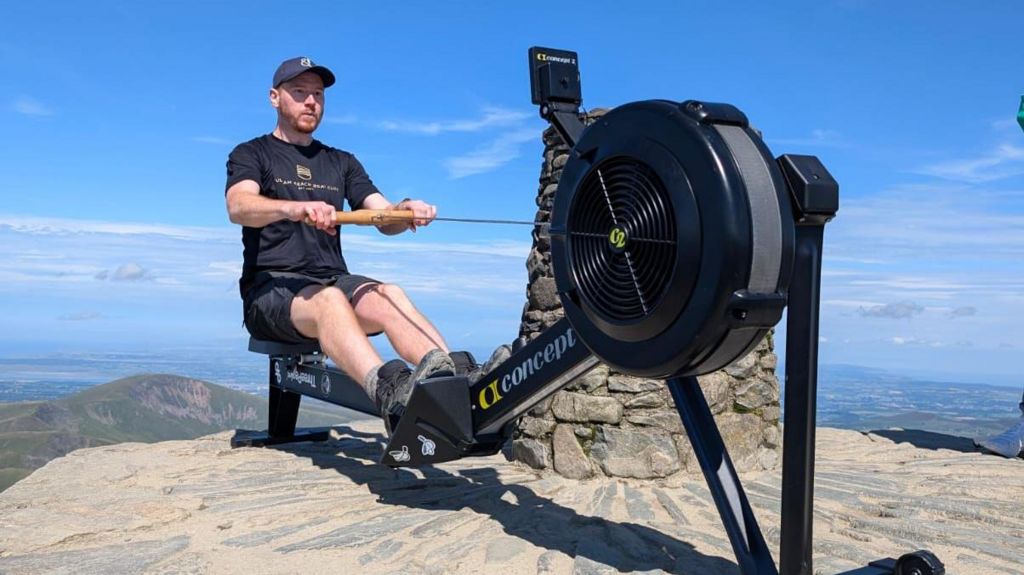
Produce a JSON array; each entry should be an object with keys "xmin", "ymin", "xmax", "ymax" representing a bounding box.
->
[{"xmin": 0, "ymin": 421, "xmax": 1021, "ymax": 574}]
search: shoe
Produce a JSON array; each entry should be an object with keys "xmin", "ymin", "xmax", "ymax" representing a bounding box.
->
[
  {"xmin": 373, "ymin": 359, "xmax": 414, "ymax": 423},
  {"xmin": 468, "ymin": 344, "xmax": 512, "ymax": 384},
  {"xmin": 410, "ymin": 349, "xmax": 456, "ymax": 383},
  {"xmin": 374, "ymin": 351, "xmax": 456, "ymax": 436},
  {"xmin": 974, "ymin": 418, "xmax": 1024, "ymax": 458}
]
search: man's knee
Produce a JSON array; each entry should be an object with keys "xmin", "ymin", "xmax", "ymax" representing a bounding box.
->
[
  {"xmin": 315, "ymin": 286, "xmax": 354, "ymax": 311},
  {"xmin": 355, "ymin": 283, "xmax": 412, "ymax": 323},
  {"xmin": 375, "ymin": 283, "xmax": 408, "ymax": 302}
]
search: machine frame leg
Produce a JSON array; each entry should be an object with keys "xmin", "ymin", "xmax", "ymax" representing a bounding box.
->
[
  {"xmin": 779, "ymin": 224, "xmax": 826, "ymax": 575},
  {"xmin": 268, "ymin": 384, "xmax": 302, "ymax": 438},
  {"xmin": 668, "ymin": 376, "xmax": 779, "ymax": 575},
  {"xmin": 230, "ymin": 355, "xmax": 330, "ymax": 448}
]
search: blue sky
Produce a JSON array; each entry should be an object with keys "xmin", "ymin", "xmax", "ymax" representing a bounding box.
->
[{"xmin": 1, "ymin": 1, "xmax": 1022, "ymax": 386}]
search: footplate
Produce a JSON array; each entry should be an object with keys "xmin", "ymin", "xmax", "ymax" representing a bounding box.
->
[{"xmin": 380, "ymin": 375, "xmax": 477, "ymax": 467}]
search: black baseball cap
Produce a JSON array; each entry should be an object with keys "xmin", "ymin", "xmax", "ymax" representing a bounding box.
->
[{"xmin": 272, "ymin": 57, "xmax": 336, "ymax": 88}]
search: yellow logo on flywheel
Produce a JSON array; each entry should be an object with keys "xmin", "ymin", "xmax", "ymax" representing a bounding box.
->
[{"xmin": 609, "ymin": 227, "xmax": 627, "ymax": 249}]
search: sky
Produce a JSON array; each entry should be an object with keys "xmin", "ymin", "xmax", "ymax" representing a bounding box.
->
[{"xmin": 1, "ymin": 1, "xmax": 1022, "ymax": 387}]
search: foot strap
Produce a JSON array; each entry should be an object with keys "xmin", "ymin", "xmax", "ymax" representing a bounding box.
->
[{"xmin": 448, "ymin": 351, "xmax": 478, "ymax": 377}]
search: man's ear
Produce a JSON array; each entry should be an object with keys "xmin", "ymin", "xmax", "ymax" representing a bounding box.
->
[{"xmin": 269, "ymin": 87, "xmax": 280, "ymax": 109}]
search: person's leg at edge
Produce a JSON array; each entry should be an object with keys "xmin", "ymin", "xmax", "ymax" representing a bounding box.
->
[
  {"xmin": 350, "ymin": 282, "xmax": 449, "ymax": 364},
  {"xmin": 290, "ymin": 285, "xmax": 382, "ymax": 389},
  {"xmin": 973, "ymin": 385, "xmax": 1024, "ymax": 458}
]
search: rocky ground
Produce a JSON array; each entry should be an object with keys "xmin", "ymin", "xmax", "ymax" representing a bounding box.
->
[{"xmin": 0, "ymin": 420, "xmax": 1021, "ymax": 574}]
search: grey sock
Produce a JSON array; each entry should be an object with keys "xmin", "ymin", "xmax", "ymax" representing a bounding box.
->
[{"xmin": 363, "ymin": 362, "xmax": 385, "ymax": 400}]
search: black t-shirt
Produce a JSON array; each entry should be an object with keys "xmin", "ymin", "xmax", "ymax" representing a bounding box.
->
[{"xmin": 225, "ymin": 134, "xmax": 380, "ymax": 297}]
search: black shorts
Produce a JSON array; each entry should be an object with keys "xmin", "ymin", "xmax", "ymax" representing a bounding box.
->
[{"xmin": 243, "ymin": 272, "xmax": 381, "ymax": 343}]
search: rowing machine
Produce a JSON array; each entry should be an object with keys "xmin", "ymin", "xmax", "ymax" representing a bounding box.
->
[{"xmin": 235, "ymin": 47, "xmax": 943, "ymax": 575}]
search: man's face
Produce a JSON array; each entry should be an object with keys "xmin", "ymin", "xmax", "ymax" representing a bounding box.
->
[{"xmin": 271, "ymin": 72, "xmax": 325, "ymax": 134}]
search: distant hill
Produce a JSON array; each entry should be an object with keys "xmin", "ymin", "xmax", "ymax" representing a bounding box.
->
[
  {"xmin": 815, "ymin": 364, "xmax": 1021, "ymax": 439},
  {"xmin": 0, "ymin": 373, "xmax": 368, "ymax": 492}
]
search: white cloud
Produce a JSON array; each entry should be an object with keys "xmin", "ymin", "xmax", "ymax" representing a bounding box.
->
[
  {"xmin": 827, "ymin": 184, "xmax": 1024, "ymax": 262},
  {"xmin": 204, "ymin": 260, "xmax": 242, "ymax": 278},
  {"xmin": 848, "ymin": 277, "xmax": 978, "ymax": 293},
  {"xmin": 12, "ymin": 96, "xmax": 53, "ymax": 117},
  {"xmin": 379, "ymin": 106, "xmax": 531, "ymax": 135},
  {"xmin": 376, "ymin": 106, "xmax": 541, "ymax": 178},
  {"xmin": 889, "ymin": 336, "xmax": 948, "ymax": 348},
  {"xmin": 443, "ymin": 129, "xmax": 538, "ymax": 179},
  {"xmin": 811, "ymin": 172, "xmax": 1023, "ymax": 375},
  {"xmin": 0, "ymin": 214, "xmax": 235, "ymax": 242},
  {"xmin": 917, "ymin": 144, "xmax": 1024, "ymax": 183},
  {"xmin": 823, "ymin": 299, "xmax": 882, "ymax": 308},
  {"xmin": 949, "ymin": 306, "xmax": 976, "ymax": 319},
  {"xmin": 111, "ymin": 262, "xmax": 148, "ymax": 281},
  {"xmin": 858, "ymin": 301, "xmax": 924, "ymax": 319}
]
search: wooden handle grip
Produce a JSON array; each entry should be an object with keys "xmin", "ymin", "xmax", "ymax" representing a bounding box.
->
[{"xmin": 332, "ymin": 210, "xmax": 416, "ymax": 226}]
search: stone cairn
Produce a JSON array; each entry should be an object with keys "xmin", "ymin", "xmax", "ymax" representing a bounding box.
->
[{"xmin": 512, "ymin": 110, "xmax": 781, "ymax": 480}]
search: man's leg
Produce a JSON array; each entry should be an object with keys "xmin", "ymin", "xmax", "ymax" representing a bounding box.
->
[
  {"xmin": 290, "ymin": 285, "xmax": 382, "ymax": 387},
  {"xmin": 974, "ymin": 385, "xmax": 1024, "ymax": 458},
  {"xmin": 350, "ymin": 283, "xmax": 449, "ymax": 365},
  {"xmin": 281, "ymin": 282, "xmax": 450, "ymax": 430}
]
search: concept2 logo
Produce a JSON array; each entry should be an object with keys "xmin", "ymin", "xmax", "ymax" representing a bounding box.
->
[
  {"xmin": 608, "ymin": 226, "xmax": 627, "ymax": 250},
  {"xmin": 535, "ymin": 52, "xmax": 576, "ymax": 65},
  {"xmin": 477, "ymin": 327, "xmax": 578, "ymax": 410}
]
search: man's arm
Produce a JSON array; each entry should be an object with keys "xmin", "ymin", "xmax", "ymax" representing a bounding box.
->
[
  {"xmin": 226, "ymin": 180, "xmax": 338, "ymax": 236},
  {"xmin": 360, "ymin": 192, "xmax": 437, "ymax": 236}
]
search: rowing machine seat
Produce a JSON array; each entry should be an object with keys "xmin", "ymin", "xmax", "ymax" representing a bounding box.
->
[{"xmin": 248, "ymin": 337, "xmax": 322, "ymax": 356}]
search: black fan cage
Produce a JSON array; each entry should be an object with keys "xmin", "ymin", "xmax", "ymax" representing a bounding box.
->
[{"xmin": 567, "ymin": 156, "xmax": 677, "ymax": 323}]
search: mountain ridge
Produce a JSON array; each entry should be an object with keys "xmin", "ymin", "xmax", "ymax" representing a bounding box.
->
[{"xmin": 0, "ymin": 373, "xmax": 361, "ymax": 492}]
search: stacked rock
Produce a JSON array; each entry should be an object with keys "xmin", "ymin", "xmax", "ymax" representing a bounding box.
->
[{"xmin": 513, "ymin": 111, "xmax": 782, "ymax": 479}]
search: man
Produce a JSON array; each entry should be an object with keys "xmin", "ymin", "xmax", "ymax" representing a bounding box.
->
[{"xmin": 224, "ymin": 56, "xmax": 468, "ymax": 425}]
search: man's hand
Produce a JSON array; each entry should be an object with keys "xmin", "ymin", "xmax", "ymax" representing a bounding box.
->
[
  {"xmin": 287, "ymin": 201, "xmax": 337, "ymax": 236},
  {"xmin": 394, "ymin": 199, "xmax": 437, "ymax": 232}
]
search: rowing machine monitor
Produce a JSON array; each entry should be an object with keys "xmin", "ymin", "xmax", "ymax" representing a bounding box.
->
[
  {"xmin": 529, "ymin": 46, "xmax": 581, "ymax": 106},
  {"xmin": 237, "ymin": 46, "xmax": 943, "ymax": 575}
]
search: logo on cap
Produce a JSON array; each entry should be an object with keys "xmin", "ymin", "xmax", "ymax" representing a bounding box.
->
[
  {"xmin": 300, "ymin": 57, "xmax": 312, "ymax": 68},
  {"xmin": 297, "ymin": 165, "xmax": 312, "ymax": 181}
]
